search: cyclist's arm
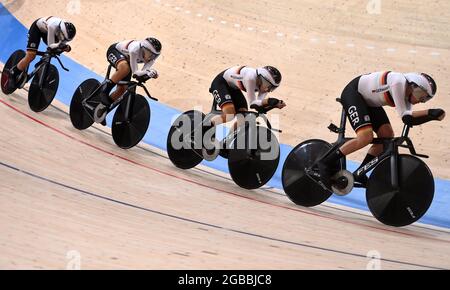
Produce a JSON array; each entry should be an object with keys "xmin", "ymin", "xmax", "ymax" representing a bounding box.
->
[
  {"xmin": 256, "ymin": 92, "xmax": 268, "ymax": 106},
  {"xmin": 47, "ymin": 21, "xmax": 58, "ymax": 46},
  {"xmin": 141, "ymin": 60, "xmax": 155, "ymax": 72},
  {"xmin": 390, "ymin": 78, "xmax": 430, "ymax": 126},
  {"xmin": 244, "ymin": 74, "xmax": 260, "ymax": 106},
  {"xmin": 47, "ymin": 21, "xmax": 68, "ymax": 50},
  {"xmin": 402, "ymin": 109, "xmax": 446, "ymax": 126},
  {"xmin": 390, "ymin": 76, "xmax": 412, "ymax": 118},
  {"xmin": 412, "ymin": 110, "xmax": 428, "ymax": 118},
  {"xmin": 128, "ymin": 43, "xmax": 140, "ymax": 75}
]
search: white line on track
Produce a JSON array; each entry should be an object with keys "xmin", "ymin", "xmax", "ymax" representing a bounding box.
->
[{"xmin": 154, "ymin": 0, "xmax": 443, "ymax": 58}]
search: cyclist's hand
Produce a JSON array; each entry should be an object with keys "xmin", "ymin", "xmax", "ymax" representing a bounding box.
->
[
  {"xmin": 266, "ymin": 98, "xmax": 286, "ymax": 109},
  {"xmin": 133, "ymin": 75, "xmax": 148, "ymax": 83},
  {"xmin": 276, "ymin": 100, "xmax": 286, "ymax": 109},
  {"xmin": 429, "ymin": 108, "xmax": 446, "ymax": 121},
  {"xmin": 47, "ymin": 43, "xmax": 66, "ymax": 54},
  {"xmin": 146, "ymin": 69, "xmax": 158, "ymax": 79},
  {"xmin": 48, "ymin": 43, "xmax": 60, "ymax": 50},
  {"xmin": 133, "ymin": 71, "xmax": 149, "ymax": 83},
  {"xmin": 437, "ymin": 110, "xmax": 446, "ymax": 121},
  {"xmin": 63, "ymin": 44, "xmax": 72, "ymax": 52}
]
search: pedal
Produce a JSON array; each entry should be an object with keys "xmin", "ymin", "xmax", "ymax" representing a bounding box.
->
[{"xmin": 331, "ymin": 170, "xmax": 354, "ymax": 196}]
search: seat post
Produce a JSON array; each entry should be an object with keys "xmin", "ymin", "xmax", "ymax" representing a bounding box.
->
[
  {"xmin": 106, "ymin": 65, "xmax": 112, "ymax": 79},
  {"xmin": 337, "ymin": 103, "xmax": 347, "ymax": 143}
]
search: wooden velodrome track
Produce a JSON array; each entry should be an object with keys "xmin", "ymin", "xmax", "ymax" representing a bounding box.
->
[{"xmin": 1, "ymin": 0, "xmax": 450, "ymax": 269}]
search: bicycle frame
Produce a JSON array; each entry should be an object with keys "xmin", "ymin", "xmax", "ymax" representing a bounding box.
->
[
  {"xmin": 323, "ymin": 98, "xmax": 428, "ymax": 189},
  {"xmin": 81, "ymin": 65, "xmax": 157, "ymax": 118},
  {"xmin": 208, "ymin": 100, "xmax": 282, "ymax": 131},
  {"xmin": 202, "ymin": 100, "xmax": 282, "ymax": 149},
  {"xmin": 27, "ymin": 50, "xmax": 68, "ymax": 88}
]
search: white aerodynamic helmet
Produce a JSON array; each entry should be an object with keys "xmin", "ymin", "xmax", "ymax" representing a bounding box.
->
[
  {"xmin": 59, "ymin": 21, "xmax": 76, "ymax": 41},
  {"xmin": 404, "ymin": 72, "xmax": 437, "ymax": 101},
  {"xmin": 141, "ymin": 37, "xmax": 162, "ymax": 61},
  {"xmin": 257, "ymin": 66, "xmax": 282, "ymax": 92}
]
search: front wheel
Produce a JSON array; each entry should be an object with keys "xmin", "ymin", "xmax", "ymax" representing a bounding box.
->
[
  {"xmin": 366, "ymin": 154, "xmax": 434, "ymax": 227},
  {"xmin": 282, "ymin": 139, "xmax": 342, "ymax": 207},
  {"xmin": 228, "ymin": 126, "xmax": 280, "ymax": 190},
  {"xmin": 112, "ymin": 94, "xmax": 150, "ymax": 149},
  {"xmin": 28, "ymin": 64, "xmax": 59, "ymax": 112}
]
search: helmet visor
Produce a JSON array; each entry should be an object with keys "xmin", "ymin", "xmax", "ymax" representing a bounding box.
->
[
  {"xmin": 412, "ymin": 85, "xmax": 432, "ymax": 103},
  {"xmin": 143, "ymin": 47, "xmax": 159, "ymax": 62},
  {"xmin": 260, "ymin": 75, "xmax": 278, "ymax": 92},
  {"xmin": 58, "ymin": 30, "xmax": 66, "ymax": 42}
]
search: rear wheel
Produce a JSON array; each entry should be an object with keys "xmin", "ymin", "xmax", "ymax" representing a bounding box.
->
[
  {"xmin": 282, "ymin": 139, "xmax": 341, "ymax": 207},
  {"xmin": 167, "ymin": 110, "xmax": 206, "ymax": 169},
  {"xmin": 69, "ymin": 79, "xmax": 101, "ymax": 130},
  {"xmin": 1, "ymin": 50, "xmax": 26, "ymax": 95}
]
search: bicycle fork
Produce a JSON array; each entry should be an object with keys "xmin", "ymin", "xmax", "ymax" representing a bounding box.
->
[
  {"xmin": 390, "ymin": 149, "xmax": 399, "ymax": 189},
  {"xmin": 37, "ymin": 63, "xmax": 49, "ymax": 89}
]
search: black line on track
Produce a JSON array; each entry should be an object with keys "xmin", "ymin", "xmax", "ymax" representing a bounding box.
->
[{"xmin": 0, "ymin": 160, "xmax": 446, "ymax": 270}]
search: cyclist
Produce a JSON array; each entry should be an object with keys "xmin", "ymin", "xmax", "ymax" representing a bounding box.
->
[
  {"xmin": 318, "ymin": 71, "xmax": 445, "ymax": 188},
  {"xmin": 9, "ymin": 17, "xmax": 76, "ymax": 89},
  {"xmin": 205, "ymin": 65, "xmax": 286, "ymax": 158},
  {"xmin": 94, "ymin": 37, "xmax": 162, "ymax": 125}
]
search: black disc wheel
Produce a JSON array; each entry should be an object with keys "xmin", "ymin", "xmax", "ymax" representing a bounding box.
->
[
  {"xmin": 1, "ymin": 50, "xmax": 26, "ymax": 95},
  {"xmin": 28, "ymin": 64, "xmax": 59, "ymax": 112},
  {"xmin": 228, "ymin": 125, "xmax": 280, "ymax": 190},
  {"xmin": 112, "ymin": 94, "xmax": 150, "ymax": 149},
  {"xmin": 69, "ymin": 79, "xmax": 101, "ymax": 130},
  {"xmin": 366, "ymin": 154, "xmax": 434, "ymax": 227},
  {"xmin": 282, "ymin": 139, "xmax": 341, "ymax": 207},
  {"xmin": 167, "ymin": 110, "xmax": 206, "ymax": 169}
]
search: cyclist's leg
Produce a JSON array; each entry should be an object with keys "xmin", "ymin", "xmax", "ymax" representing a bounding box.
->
[
  {"xmin": 100, "ymin": 45, "xmax": 128, "ymax": 106},
  {"xmin": 14, "ymin": 20, "xmax": 40, "ymax": 78},
  {"xmin": 213, "ymin": 87, "xmax": 248, "ymax": 145},
  {"xmin": 352, "ymin": 107, "xmax": 393, "ymax": 183},
  {"xmin": 16, "ymin": 50, "xmax": 36, "ymax": 73},
  {"xmin": 319, "ymin": 76, "xmax": 373, "ymax": 187},
  {"xmin": 338, "ymin": 77, "xmax": 374, "ymax": 156},
  {"xmin": 110, "ymin": 60, "xmax": 131, "ymax": 101},
  {"xmin": 367, "ymin": 107, "xmax": 393, "ymax": 156},
  {"xmin": 209, "ymin": 72, "xmax": 237, "ymax": 127},
  {"xmin": 232, "ymin": 88, "xmax": 249, "ymax": 131},
  {"xmin": 95, "ymin": 44, "xmax": 126, "ymax": 123}
]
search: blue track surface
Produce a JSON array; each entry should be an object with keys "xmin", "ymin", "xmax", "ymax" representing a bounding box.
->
[{"xmin": 1, "ymin": 4, "xmax": 449, "ymax": 228}]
